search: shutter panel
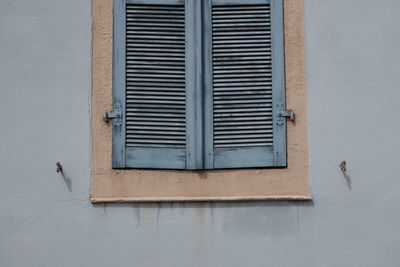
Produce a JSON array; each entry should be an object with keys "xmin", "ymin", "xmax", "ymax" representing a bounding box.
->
[
  {"xmin": 209, "ymin": 0, "xmax": 287, "ymax": 168},
  {"xmin": 112, "ymin": 0, "xmax": 189, "ymax": 169},
  {"xmin": 112, "ymin": 0, "xmax": 287, "ymax": 170}
]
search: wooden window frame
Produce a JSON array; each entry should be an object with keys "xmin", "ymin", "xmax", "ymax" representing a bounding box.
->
[{"xmin": 91, "ymin": 0, "xmax": 311, "ymax": 202}]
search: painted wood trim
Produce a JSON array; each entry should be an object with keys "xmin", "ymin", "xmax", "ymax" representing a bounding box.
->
[
  {"xmin": 112, "ymin": 0, "xmax": 127, "ymax": 168},
  {"xmin": 126, "ymin": 147, "xmax": 186, "ymax": 169},
  {"xmin": 213, "ymin": 147, "xmax": 274, "ymax": 169},
  {"xmin": 202, "ymin": 0, "xmax": 214, "ymax": 169},
  {"xmin": 271, "ymin": 0, "xmax": 287, "ymax": 167},
  {"xmin": 185, "ymin": 0, "xmax": 204, "ymax": 169}
]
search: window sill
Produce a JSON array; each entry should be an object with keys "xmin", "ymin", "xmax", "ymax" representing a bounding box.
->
[{"xmin": 91, "ymin": 195, "xmax": 312, "ymax": 203}]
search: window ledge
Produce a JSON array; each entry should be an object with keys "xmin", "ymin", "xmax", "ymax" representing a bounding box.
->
[{"xmin": 91, "ymin": 195, "xmax": 312, "ymax": 203}]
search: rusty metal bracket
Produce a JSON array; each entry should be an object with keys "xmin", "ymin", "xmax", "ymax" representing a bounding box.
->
[
  {"xmin": 276, "ymin": 103, "xmax": 295, "ymax": 126},
  {"xmin": 103, "ymin": 103, "xmax": 122, "ymax": 126}
]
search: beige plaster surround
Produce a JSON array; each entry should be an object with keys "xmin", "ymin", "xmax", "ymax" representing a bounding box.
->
[{"xmin": 91, "ymin": 0, "xmax": 311, "ymax": 202}]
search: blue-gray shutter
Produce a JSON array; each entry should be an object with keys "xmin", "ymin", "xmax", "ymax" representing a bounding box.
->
[
  {"xmin": 112, "ymin": 0, "xmax": 191, "ymax": 169},
  {"xmin": 204, "ymin": 0, "xmax": 287, "ymax": 169},
  {"xmin": 112, "ymin": 0, "xmax": 287, "ymax": 170}
]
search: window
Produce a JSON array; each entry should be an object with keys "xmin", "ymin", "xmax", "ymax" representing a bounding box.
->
[
  {"xmin": 109, "ymin": 0, "xmax": 291, "ymax": 170},
  {"xmin": 91, "ymin": 0, "xmax": 310, "ymax": 202}
]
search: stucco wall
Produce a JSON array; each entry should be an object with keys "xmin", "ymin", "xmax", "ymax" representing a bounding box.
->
[{"xmin": 1, "ymin": 0, "xmax": 400, "ymax": 266}]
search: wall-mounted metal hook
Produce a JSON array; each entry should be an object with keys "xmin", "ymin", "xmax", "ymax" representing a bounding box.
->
[
  {"xmin": 56, "ymin": 162, "xmax": 63, "ymax": 173},
  {"xmin": 340, "ymin": 160, "xmax": 347, "ymax": 172}
]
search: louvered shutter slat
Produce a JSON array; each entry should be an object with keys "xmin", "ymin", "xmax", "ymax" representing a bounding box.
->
[{"xmin": 125, "ymin": 2, "xmax": 185, "ymax": 151}]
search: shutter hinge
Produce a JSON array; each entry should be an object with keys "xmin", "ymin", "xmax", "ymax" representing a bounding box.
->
[
  {"xmin": 103, "ymin": 103, "xmax": 122, "ymax": 126},
  {"xmin": 276, "ymin": 103, "xmax": 295, "ymax": 126}
]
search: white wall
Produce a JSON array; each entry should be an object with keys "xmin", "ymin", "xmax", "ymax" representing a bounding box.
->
[{"xmin": 1, "ymin": 0, "xmax": 400, "ymax": 266}]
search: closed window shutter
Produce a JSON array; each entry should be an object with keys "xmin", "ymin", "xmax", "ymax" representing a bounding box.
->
[
  {"xmin": 112, "ymin": 0, "xmax": 189, "ymax": 169},
  {"xmin": 206, "ymin": 0, "xmax": 287, "ymax": 168},
  {"xmin": 111, "ymin": 0, "xmax": 287, "ymax": 169}
]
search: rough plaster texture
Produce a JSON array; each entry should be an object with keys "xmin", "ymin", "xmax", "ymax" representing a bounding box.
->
[
  {"xmin": 1, "ymin": 0, "xmax": 400, "ymax": 266},
  {"xmin": 91, "ymin": 0, "xmax": 310, "ymax": 202}
]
